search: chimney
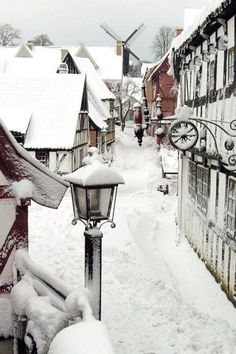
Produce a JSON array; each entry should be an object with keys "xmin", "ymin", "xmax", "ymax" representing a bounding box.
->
[
  {"xmin": 58, "ymin": 62, "xmax": 68, "ymax": 74},
  {"xmin": 116, "ymin": 41, "xmax": 123, "ymax": 56},
  {"xmin": 175, "ymin": 28, "xmax": 183, "ymax": 37},
  {"xmin": 27, "ymin": 41, "xmax": 33, "ymax": 51}
]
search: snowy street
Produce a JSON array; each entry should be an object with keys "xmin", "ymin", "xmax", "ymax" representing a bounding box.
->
[{"xmin": 29, "ymin": 127, "xmax": 236, "ymax": 354}]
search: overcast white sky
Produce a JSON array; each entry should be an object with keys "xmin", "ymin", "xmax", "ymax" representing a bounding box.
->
[{"xmin": 0, "ymin": 0, "xmax": 207, "ymax": 61}]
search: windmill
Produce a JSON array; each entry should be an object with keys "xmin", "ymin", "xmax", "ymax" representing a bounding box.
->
[{"xmin": 100, "ymin": 23, "xmax": 144, "ymax": 76}]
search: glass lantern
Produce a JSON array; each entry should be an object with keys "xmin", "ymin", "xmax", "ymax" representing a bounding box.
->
[{"xmin": 71, "ymin": 184, "xmax": 117, "ymax": 223}]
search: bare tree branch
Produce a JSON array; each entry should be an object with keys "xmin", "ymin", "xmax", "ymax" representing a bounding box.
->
[
  {"xmin": 151, "ymin": 26, "xmax": 174, "ymax": 60},
  {"xmin": 31, "ymin": 34, "xmax": 53, "ymax": 46},
  {"xmin": 0, "ymin": 23, "xmax": 21, "ymax": 46}
]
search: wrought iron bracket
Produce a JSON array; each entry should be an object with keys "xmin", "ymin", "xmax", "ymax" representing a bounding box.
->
[
  {"xmin": 72, "ymin": 217, "xmax": 116, "ymax": 231},
  {"xmin": 166, "ymin": 116, "xmax": 236, "ymax": 171}
]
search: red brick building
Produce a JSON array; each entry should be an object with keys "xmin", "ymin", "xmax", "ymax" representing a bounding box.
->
[{"xmin": 144, "ymin": 52, "xmax": 178, "ymax": 138}]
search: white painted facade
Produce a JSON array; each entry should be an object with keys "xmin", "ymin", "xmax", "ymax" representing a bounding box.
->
[{"xmin": 171, "ymin": 1, "xmax": 236, "ymax": 303}]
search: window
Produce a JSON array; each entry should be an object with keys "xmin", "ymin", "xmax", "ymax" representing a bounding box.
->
[
  {"xmin": 209, "ymin": 61, "xmax": 216, "ymax": 91},
  {"xmin": 226, "ymin": 177, "xmax": 236, "ymax": 238},
  {"xmin": 188, "ymin": 161, "xmax": 197, "ymax": 201},
  {"xmin": 228, "ymin": 47, "xmax": 234, "ymax": 84},
  {"xmin": 35, "ymin": 150, "xmax": 49, "ymax": 167},
  {"xmin": 196, "ymin": 165, "xmax": 209, "ymax": 214}
]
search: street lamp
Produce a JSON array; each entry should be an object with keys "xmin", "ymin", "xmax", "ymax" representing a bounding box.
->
[
  {"xmin": 64, "ymin": 160, "xmax": 124, "ymax": 320},
  {"xmin": 133, "ymin": 102, "xmax": 145, "ymax": 146}
]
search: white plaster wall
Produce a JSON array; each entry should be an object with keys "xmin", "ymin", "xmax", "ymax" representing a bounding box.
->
[
  {"xmin": 57, "ymin": 151, "xmax": 72, "ymax": 173},
  {"xmin": 0, "ymin": 171, "xmax": 8, "ymax": 186},
  {"xmin": 49, "ymin": 152, "xmax": 57, "ymax": 171},
  {"xmin": 0, "ymin": 199, "xmax": 16, "ymax": 250},
  {"xmin": 209, "ymin": 169, "xmax": 217, "ymax": 223},
  {"xmin": 179, "ymin": 156, "xmax": 189, "ymax": 236},
  {"xmin": 227, "ymin": 16, "xmax": 235, "ymax": 48}
]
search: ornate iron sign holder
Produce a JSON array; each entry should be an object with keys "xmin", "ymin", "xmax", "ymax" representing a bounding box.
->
[{"xmin": 166, "ymin": 115, "xmax": 236, "ymax": 171}]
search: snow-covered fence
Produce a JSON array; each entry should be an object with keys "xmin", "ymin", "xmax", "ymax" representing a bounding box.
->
[
  {"xmin": 11, "ymin": 249, "xmax": 95, "ymax": 354},
  {"xmin": 183, "ymin": 206, "xmax": 236, "ymax": 304},
  {"xmin": 11, "ymin": 249, "xmax": 114, "ymax": 354}
]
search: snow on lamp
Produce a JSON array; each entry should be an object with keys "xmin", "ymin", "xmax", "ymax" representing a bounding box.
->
[{"xmin": 65, "ymin": 160, "xmax": 124, "ymax": 228}]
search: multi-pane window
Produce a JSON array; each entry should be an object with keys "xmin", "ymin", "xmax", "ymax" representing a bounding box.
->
[
  {"xmin": 35, "ymin": 150, "xmax": 49, "ymax": 167},
  {"xmin": 228, "ymin": 47, "xmax": 234, "ymax": 84},
  {"xmin": 226, "ymin": 177, "xmax": 236, "ymax": 238},
  {"xmin": 188, "ymin": 161, "xmax": 197, "ymax": 200},
  {"xmin": 196, "ymin": 165, "xmax": 209, "ymax": 214}
]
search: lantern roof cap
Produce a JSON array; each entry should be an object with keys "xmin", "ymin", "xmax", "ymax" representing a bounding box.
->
[{"xmin": 64, "ymin": 160, "xmax": 125, "ymax": 187}]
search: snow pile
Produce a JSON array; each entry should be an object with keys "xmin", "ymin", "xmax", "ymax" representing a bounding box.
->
[
  {"xmin": 29, "ymin": 126, "xmax": 236, "ymax": 353},
  {"xmin": 10, "ymin": 275, "xmax": 38, "ymax": 315},
  {"xmin": 82, "ymin": 146, "xmax": 105, "ymax": 165},
  {"xmin": 174, "ymin": 105, "xmax": 193, "ymax": 120},
  {"xmin": 65, "ymin": 288, "xmax": 95, "ymax": 322},
  {"xmin": 14, "ymin": 249, "xmax": 73, "ymax": 298},
  {"xmin": 9, "ymin": 179, "xmax": 34, "ymax": 206},
  {"xmin": 49, "ymin": 321, "xmax": 115, "ymax": 354},
  {"xmin": 0, "ymin": 298, "xmax": 13, "ymax": 337},
  {"xmin": 25, "ymin": 296, "xmax": 67, "ymax": 354}
]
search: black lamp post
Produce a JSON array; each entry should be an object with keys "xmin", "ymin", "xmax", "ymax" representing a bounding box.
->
[{"xmin": 64, "ymin": 160, "xmax": 124, "ymax": 320}]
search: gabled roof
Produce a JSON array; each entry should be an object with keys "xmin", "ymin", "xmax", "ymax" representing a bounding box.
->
[
  {"xmin": 5, "ymin": 46, "xmax": 63, "ymax": 74},
  {"xmin": 0, "ymin": 119, "xmax": 68, "ymax": 208},
  {"xmin": 74, "ymin": 57, "xmax": 115, "ymax": 101},
  {"xmin": 15, "ymin": 44, "xmax": 33, "ymax": 58},
  {"xmin": 75, "ymin": 45, "xmax": 99, "ymax": 70},
  {"xmin": 0, "ymin": 73, "xmax": 87, "ymax": 149},
  {"xmin": 70, "ymin": 56, "xmax": 113, "ymax": 126},
  {"xmin": 147, "ymin": 51, "xmax": 170, "ymax": 81},
  {"xmin": 74, "ymin": 46, "xmax": 122, "ymax": 81}
]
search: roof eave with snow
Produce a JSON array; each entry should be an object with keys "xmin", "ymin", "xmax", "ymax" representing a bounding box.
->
[{"xmin": 172, "ymin": 0, "xmax": 234, "ymax": 52}]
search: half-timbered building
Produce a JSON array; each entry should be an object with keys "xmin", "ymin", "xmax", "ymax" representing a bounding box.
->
[
  {"xmin": 168, "ymin": 0, "xmax": 236, "ymax": 303},
  {"xmin": 0, "ymin": 73, "xmax": 89, "ymax": 173}
]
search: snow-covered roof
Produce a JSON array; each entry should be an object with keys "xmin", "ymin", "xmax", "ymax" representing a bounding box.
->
[
  {"xmin": 147, "ymin": 51, "xmax": 170, "ymax": 81},
  {"xmin": 0, "ymin": 73, "xmax": 86, "ymax": 149},
  {"xmin": 74, "ymin": 46, "xmax": 122, "ymax": 81},
  {"xmin": 64, "ymin": 160, "xmax": 125, "ymax": 187},
  {"xmin": 141, "ymin": 62, "xmax": 156, "ymax": 77},
  {"xmin": 0, "ymin": 45, "xmax": 63, "ymax": 74},
  {"xmin": 88, "ymin": 99, "xmax": 108, "ymax": 129},
  {"xmin": 172, "ymin": 0, "xmax": 230, "ymax": 50},
  {"xmin": 0, "ymin": 106, "xmax": 32, "ymax": 133},
  {"xmin": 0, "ymin": 119, "xmax": 68, "ymax": 208},
  {"xmin": 71, "ymin": 57, "xmax": 113, "ymax": 127},
  {"xmin": 74, "ymin": 57, "xmax": 115, "ymax": 101}
]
